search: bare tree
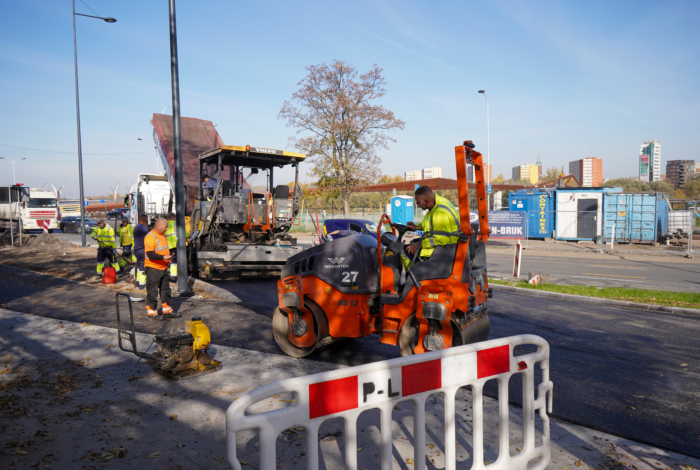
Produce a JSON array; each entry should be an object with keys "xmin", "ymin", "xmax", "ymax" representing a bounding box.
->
[
  {"xmin": 279, "ymin": 61, "xmax": 405, "ymax": 215},
  {"xmin": 544, "ymin": 166, "xmax": 561, "ymax": 181}
]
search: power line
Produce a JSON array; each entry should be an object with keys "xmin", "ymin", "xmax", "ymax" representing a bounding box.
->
[{"xmin": 0, "ymin": 143, "xmax": 153, "ymax": 156}]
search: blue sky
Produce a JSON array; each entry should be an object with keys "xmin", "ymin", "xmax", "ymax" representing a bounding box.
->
[{"xmin": 1, "ymin": 0, "xmax": 698, "ymax": 197}]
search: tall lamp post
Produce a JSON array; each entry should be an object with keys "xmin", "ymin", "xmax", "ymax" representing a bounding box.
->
[
  {"xmin": 478, "ymin": 90, "xmax": 490, "ymax": 209},
  {"xmin": 168, "ymin": 0, "xmax": 193, "ymax": 296},
  {"xmin": 73, "ymin": 1, "xmax": 116, "ymax": 247},
  {"xmin": 0, "ymin": 158, "xmax": 26, "ymax": 184}
]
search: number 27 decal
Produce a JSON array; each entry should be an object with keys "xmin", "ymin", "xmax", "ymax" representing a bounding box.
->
[{"xmin": 341, "ymin": 271, "xmax": 358, "ymax": 283}]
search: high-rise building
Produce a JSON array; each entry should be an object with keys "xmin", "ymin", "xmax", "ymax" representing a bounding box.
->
[
  {"xmin": 404, "ymin": 167, "xmax": 442, "ymax": 181},
  {"xmin": 666, "ymin": 160, "xmax": 695, "ymax": 188},
  {"xmin": 639, "ymin": 139, "xmax": 661, "ymax": 182},
  {"xmin": 404, "ymin": 170, "xmax": 422, "ymax": 181},
  {"xmin": 422, "ymin": 166, "xmax": 442, "ymax": 179},
  {"xmin": 569, "ymin": 157, "xmax": 603, "ymax": 187},
  {"xmin": 467, "ymin": 164, "xmax": 492, "ymax": 183},
  {"xmin": 695, "ymin": 163, "xmax": 700, "ymax": 175},
  {"xmin": 512, "ymin": 164, "xmax": 539, "ymax": 184}
]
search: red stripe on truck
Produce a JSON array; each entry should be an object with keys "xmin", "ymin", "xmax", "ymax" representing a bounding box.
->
[
  {"xmin": 402, "ymin": 359, "xmax": 441, "ymax": 396},
  {"xmin": 309, "ymin": 376, "xmax": 358, "ymax": 419},
  {"xmin": 477, "ymin": 345, "xmax": 510, "ymax": 378}
]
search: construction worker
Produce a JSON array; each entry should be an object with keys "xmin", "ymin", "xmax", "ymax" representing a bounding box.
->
[
  {"xmin": 402, "ymin": 186, "xmax": 459, "ymax": 270},
  {"xmin": 118, "ymin": 218, "xmax": 137, "ymax": 269},
  {"xmin": 202, "ymin": 174, "xmax": 217, "ymax": 200},
  {"xmin": 132, "ymin": 214, "xmax": 149, "ymax": 289},
  {"xmin": 90, "ymin": 219, "xmax": 121, "ymax": 277},
  {"xmin": 164, "ymin": 212, "xmax": 178, "ymax": 281},
  {"xmin": 144, "ymin": 217, "xmax": 178, "ymax": 318}
]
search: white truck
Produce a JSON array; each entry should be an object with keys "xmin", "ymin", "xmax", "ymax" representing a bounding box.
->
[
  {"xmin": 0, "ymin": 186, "xmax": 59, "ymax": 233},
  {"xmin": 127, "ymin": 173, "xmax": 173, "ymax": 226}
]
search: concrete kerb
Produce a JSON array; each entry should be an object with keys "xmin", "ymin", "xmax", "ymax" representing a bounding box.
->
[{"xmin": 490, "ymin": 283, "xmax": 700, "ymax": 317}]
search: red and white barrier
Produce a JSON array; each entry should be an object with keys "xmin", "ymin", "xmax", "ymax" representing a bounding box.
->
[
  {"xmin": 513, "ymin": 241, "xmax": 522, "ymax": 279},
  {"xmin": 226, "ymin": 335, "xmax": 553, "ymax": 470}
]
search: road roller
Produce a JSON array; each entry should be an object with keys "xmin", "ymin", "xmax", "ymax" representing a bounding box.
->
[{"xmin": 273, "ymin": 140, "xmax": 492, "ymax": 357}]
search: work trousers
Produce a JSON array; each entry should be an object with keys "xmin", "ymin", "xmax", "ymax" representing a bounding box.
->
[
  {"xmin": 96, "ymin": 247, "xmax": 120, "ymax": 273},
  {"xmin": 146, "ymin": 267, "xmax": 171, "ymax": 310},
  {"xmin": 134, "ymin": 248, "xmax": 146, "ymax": 287},
  {"xmin": 119, "ymin": 244, "xmax": 137, "ymax": 267}
]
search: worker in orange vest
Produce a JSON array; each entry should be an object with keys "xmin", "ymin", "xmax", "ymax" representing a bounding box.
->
[{"xmin": 144, "ymin": 217, "xmax": 180, "ymax": 318}]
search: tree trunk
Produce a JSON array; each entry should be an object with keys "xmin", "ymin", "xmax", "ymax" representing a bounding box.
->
[{"xmin": 342, "ymin": 192, "xmax": 350, "ymax": 217}]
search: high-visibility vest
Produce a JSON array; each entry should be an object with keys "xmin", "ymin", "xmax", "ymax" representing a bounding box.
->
[
  {"xmin": 91, "ymin": 225, "xmax": 116, "ymax": 249},
  {"xmin": 164, "ymin": 220, "xmax": 177, "ymax": 250},
  {"xmin": 417, "ymin": 194, "xmax": 460, "ymax": 258},
  {"xmin": 118, "ymin": 224, "xmax": 134, "ymax": 246},
  {"xmin": 145, "ymin": 231, "xmax": 169, "ymax": 270}
]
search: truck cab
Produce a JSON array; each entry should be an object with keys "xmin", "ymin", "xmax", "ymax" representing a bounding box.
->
[{"xmin": 0, "ymin": 186, "xmax": 59, "ymax": 233}]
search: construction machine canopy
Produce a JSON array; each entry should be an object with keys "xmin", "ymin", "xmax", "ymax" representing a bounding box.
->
[{"xmin": 199, "ymin": 146, "xmax": 305, "ymax": 169}]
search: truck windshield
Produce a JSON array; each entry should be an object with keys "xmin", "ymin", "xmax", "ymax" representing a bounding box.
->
[{"xmin": 28, "ymin": 198, "xmax": 57, "ymax": 208}]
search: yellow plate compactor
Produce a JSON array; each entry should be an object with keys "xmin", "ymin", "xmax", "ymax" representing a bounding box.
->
[{"xmin": 115, "ymin": 292, "xmax": 222, "ymax": 380}]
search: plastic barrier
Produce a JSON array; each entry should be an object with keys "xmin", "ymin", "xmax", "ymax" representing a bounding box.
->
[{"xmin": 226, "ymin": 335, "xmax": 552, "ymax": 470}]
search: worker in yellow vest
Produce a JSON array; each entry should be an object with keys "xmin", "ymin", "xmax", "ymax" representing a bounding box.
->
[
  {"xmin": 90, "ymin": 220, "xmax": 121, "ymax": 276},
  {"xmin": 118, "ymin": 218, "xmax": 137, "ymax": 268},
  {"xmin": 165, "ymin": 212, "xmax": 178, "ymax": 281}
]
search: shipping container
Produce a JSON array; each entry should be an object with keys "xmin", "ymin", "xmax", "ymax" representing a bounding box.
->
[
  {"xmin": 602, "ymin": 192, "xmax": 668, "ymax": 244},
  {"xmin": 508, "ymin": 189, "xmax": 555, "ymax": 239},
  {"xmin": 554, "ymin": 188, "xmax": 616, "ymax": 241}
]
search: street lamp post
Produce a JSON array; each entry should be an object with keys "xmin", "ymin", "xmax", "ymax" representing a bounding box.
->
[
  {"xmin": 478, "ymin": 90, "xmax": 490, "ymax": 209},
  {"xmin": 72, "ymin": 0, "xmax": 116, "ymax": 247},
  {"xmin": 0, "ymin": 157, "xmax": 26, "ymax": 185}
]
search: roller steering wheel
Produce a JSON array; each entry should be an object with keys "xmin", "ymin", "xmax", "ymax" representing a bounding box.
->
[{"xmin": 390, "ymin": 223, "xmax": 411, "ymax": 242}]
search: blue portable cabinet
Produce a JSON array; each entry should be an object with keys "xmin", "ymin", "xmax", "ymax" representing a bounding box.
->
[
  {"xmin": 390, "ymin": 195, "xmax": 414, "ymax": 225},
  {"xmin": 603, "ymin": 191, "xmax": 668, "ymax": 244},
  {"xmin": 508, "ymin": 189, "xmax": 555, "ymax": 239}
]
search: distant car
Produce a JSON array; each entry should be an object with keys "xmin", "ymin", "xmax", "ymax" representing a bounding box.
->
[
  {"xmin": 322, "ymin": 218, "xmax": 383, "ymax": 240},
  {"xmin": 60, "ymin": 216, "xmax": 98, "ymax": 234},
  {"xmin": 106, "ymin": 208, "xmax": 129, "ymax": 219}
]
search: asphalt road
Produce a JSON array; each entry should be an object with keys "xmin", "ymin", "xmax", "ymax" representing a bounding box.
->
[
  {"xmin": 487, "ymin": 249, "xmax": 700, "ymax": 293},
  {"xmin": 2, "ymin": 264, "xmax": 699, "ymax": 457}
]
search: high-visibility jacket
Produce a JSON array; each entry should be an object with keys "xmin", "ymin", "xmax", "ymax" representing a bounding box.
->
[
  {"xmin": 91, "ymin": 225, "xmax": 116, "ymax": 249},
  {"xmin": 144, "ymin": 231, "xmax": 169, "ymax": 270},
  {"xmin": 164, "ymin": 220, "xmax": 177, "ymax": 250},
  {"xmin": 118, "ymin": 224, "xmax": 134, "ymax": 246},
  {"xmin": 416, "ymin": 194, "xmax": 460, "ymax": 259}
]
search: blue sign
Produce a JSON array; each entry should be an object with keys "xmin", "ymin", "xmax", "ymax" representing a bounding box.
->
[
  {"xmin": 471, "ymin": 211, "xmax": 526, "ymax": 239},
  {"xmin": 99, "ymin": 199, "xmax": 105, "ymax": 203},
  {"xmin": 415, "ymin": 183, "xmax": 419, "ymax": 190},
  {"xmin": 487, "ymin": 185, "xmax": 492, "ymax": 194},
  {"xmin": 84, "ymin": 200, "xmax": 88, "ymax": 206}
]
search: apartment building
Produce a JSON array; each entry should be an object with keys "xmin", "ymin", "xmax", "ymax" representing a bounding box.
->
[{"xmin": 569, "ymin": 157, "xmax": 603, "ymax": 187}]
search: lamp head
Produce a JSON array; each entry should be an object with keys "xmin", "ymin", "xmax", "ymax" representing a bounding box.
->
[
  {"xmin": 104, "ymin": 17, "xmax": 117, "ymax": 23},
  {"xmin": 478, "ymin": 90, "xmax": 485, "ymax": 94}
]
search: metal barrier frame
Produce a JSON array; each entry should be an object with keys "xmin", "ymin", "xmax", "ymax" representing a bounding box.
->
[{"xmin": 226, "ymin": 335, "xmax": 553, "ymax": 470}]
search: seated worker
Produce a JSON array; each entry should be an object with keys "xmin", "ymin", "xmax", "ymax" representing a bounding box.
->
[
  {"xmin": 402, "ymin": 185, "xmax": 459, "ymax": 270},
  {"xmin": 202, "ymin": 174, "xmax": 218, "ymax": 200}
]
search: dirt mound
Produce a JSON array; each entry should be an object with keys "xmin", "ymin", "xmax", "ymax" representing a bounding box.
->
[
  {"xmin": 0, "ymin": 231, "xmax": 65, "ymax": 249},
  {"xmin": 26, "ymin": 232, "xmax": 65, "ymax": 248}
]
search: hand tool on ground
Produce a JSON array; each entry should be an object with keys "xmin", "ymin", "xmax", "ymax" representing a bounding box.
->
[{"xmin": 115, "ymin": 292, "xmax": 222, "ymax": 380}]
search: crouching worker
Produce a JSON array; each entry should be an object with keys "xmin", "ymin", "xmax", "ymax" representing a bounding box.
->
[
  {"xmin": 91, "ymin": 219, "xmax": 120, "ymax": 278},
  {"xmin": 144, "ymin": 217, "xmax": 180, "ymax": 318},
  {"xmin": 401, "ymin": 185, "xmax": 459, "ymax": 270}
]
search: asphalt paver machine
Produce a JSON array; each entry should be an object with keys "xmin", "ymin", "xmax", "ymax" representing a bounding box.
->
[
  {"xmin": 273, "ymin": 140, "xmax": 493, "ymax": 357},
  {"xmin": 190, "ymin": 145, "xmax": 306, "ymax": 280}
]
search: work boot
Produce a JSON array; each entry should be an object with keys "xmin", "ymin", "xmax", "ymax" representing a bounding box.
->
[
  {"xmin": 147, "ymin": 307, "xmax": 158, "ymax": 317},
  {"xmin": 161, "ymin": 303, "xmax": 181, "ymax": 318}
]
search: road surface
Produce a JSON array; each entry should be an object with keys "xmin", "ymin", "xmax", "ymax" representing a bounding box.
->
[
  {"xmin": 487, "ymin": 249, "xmax": 700, "ymax": 293},
  {"xmin": 0, "ymin": 265, "xmax": 698, "ymax": 457}
]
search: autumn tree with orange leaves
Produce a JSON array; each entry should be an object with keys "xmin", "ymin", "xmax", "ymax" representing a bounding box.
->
[{"xmin": 279, "ymin": 61, "xmax": 405, "ymax": 216}]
